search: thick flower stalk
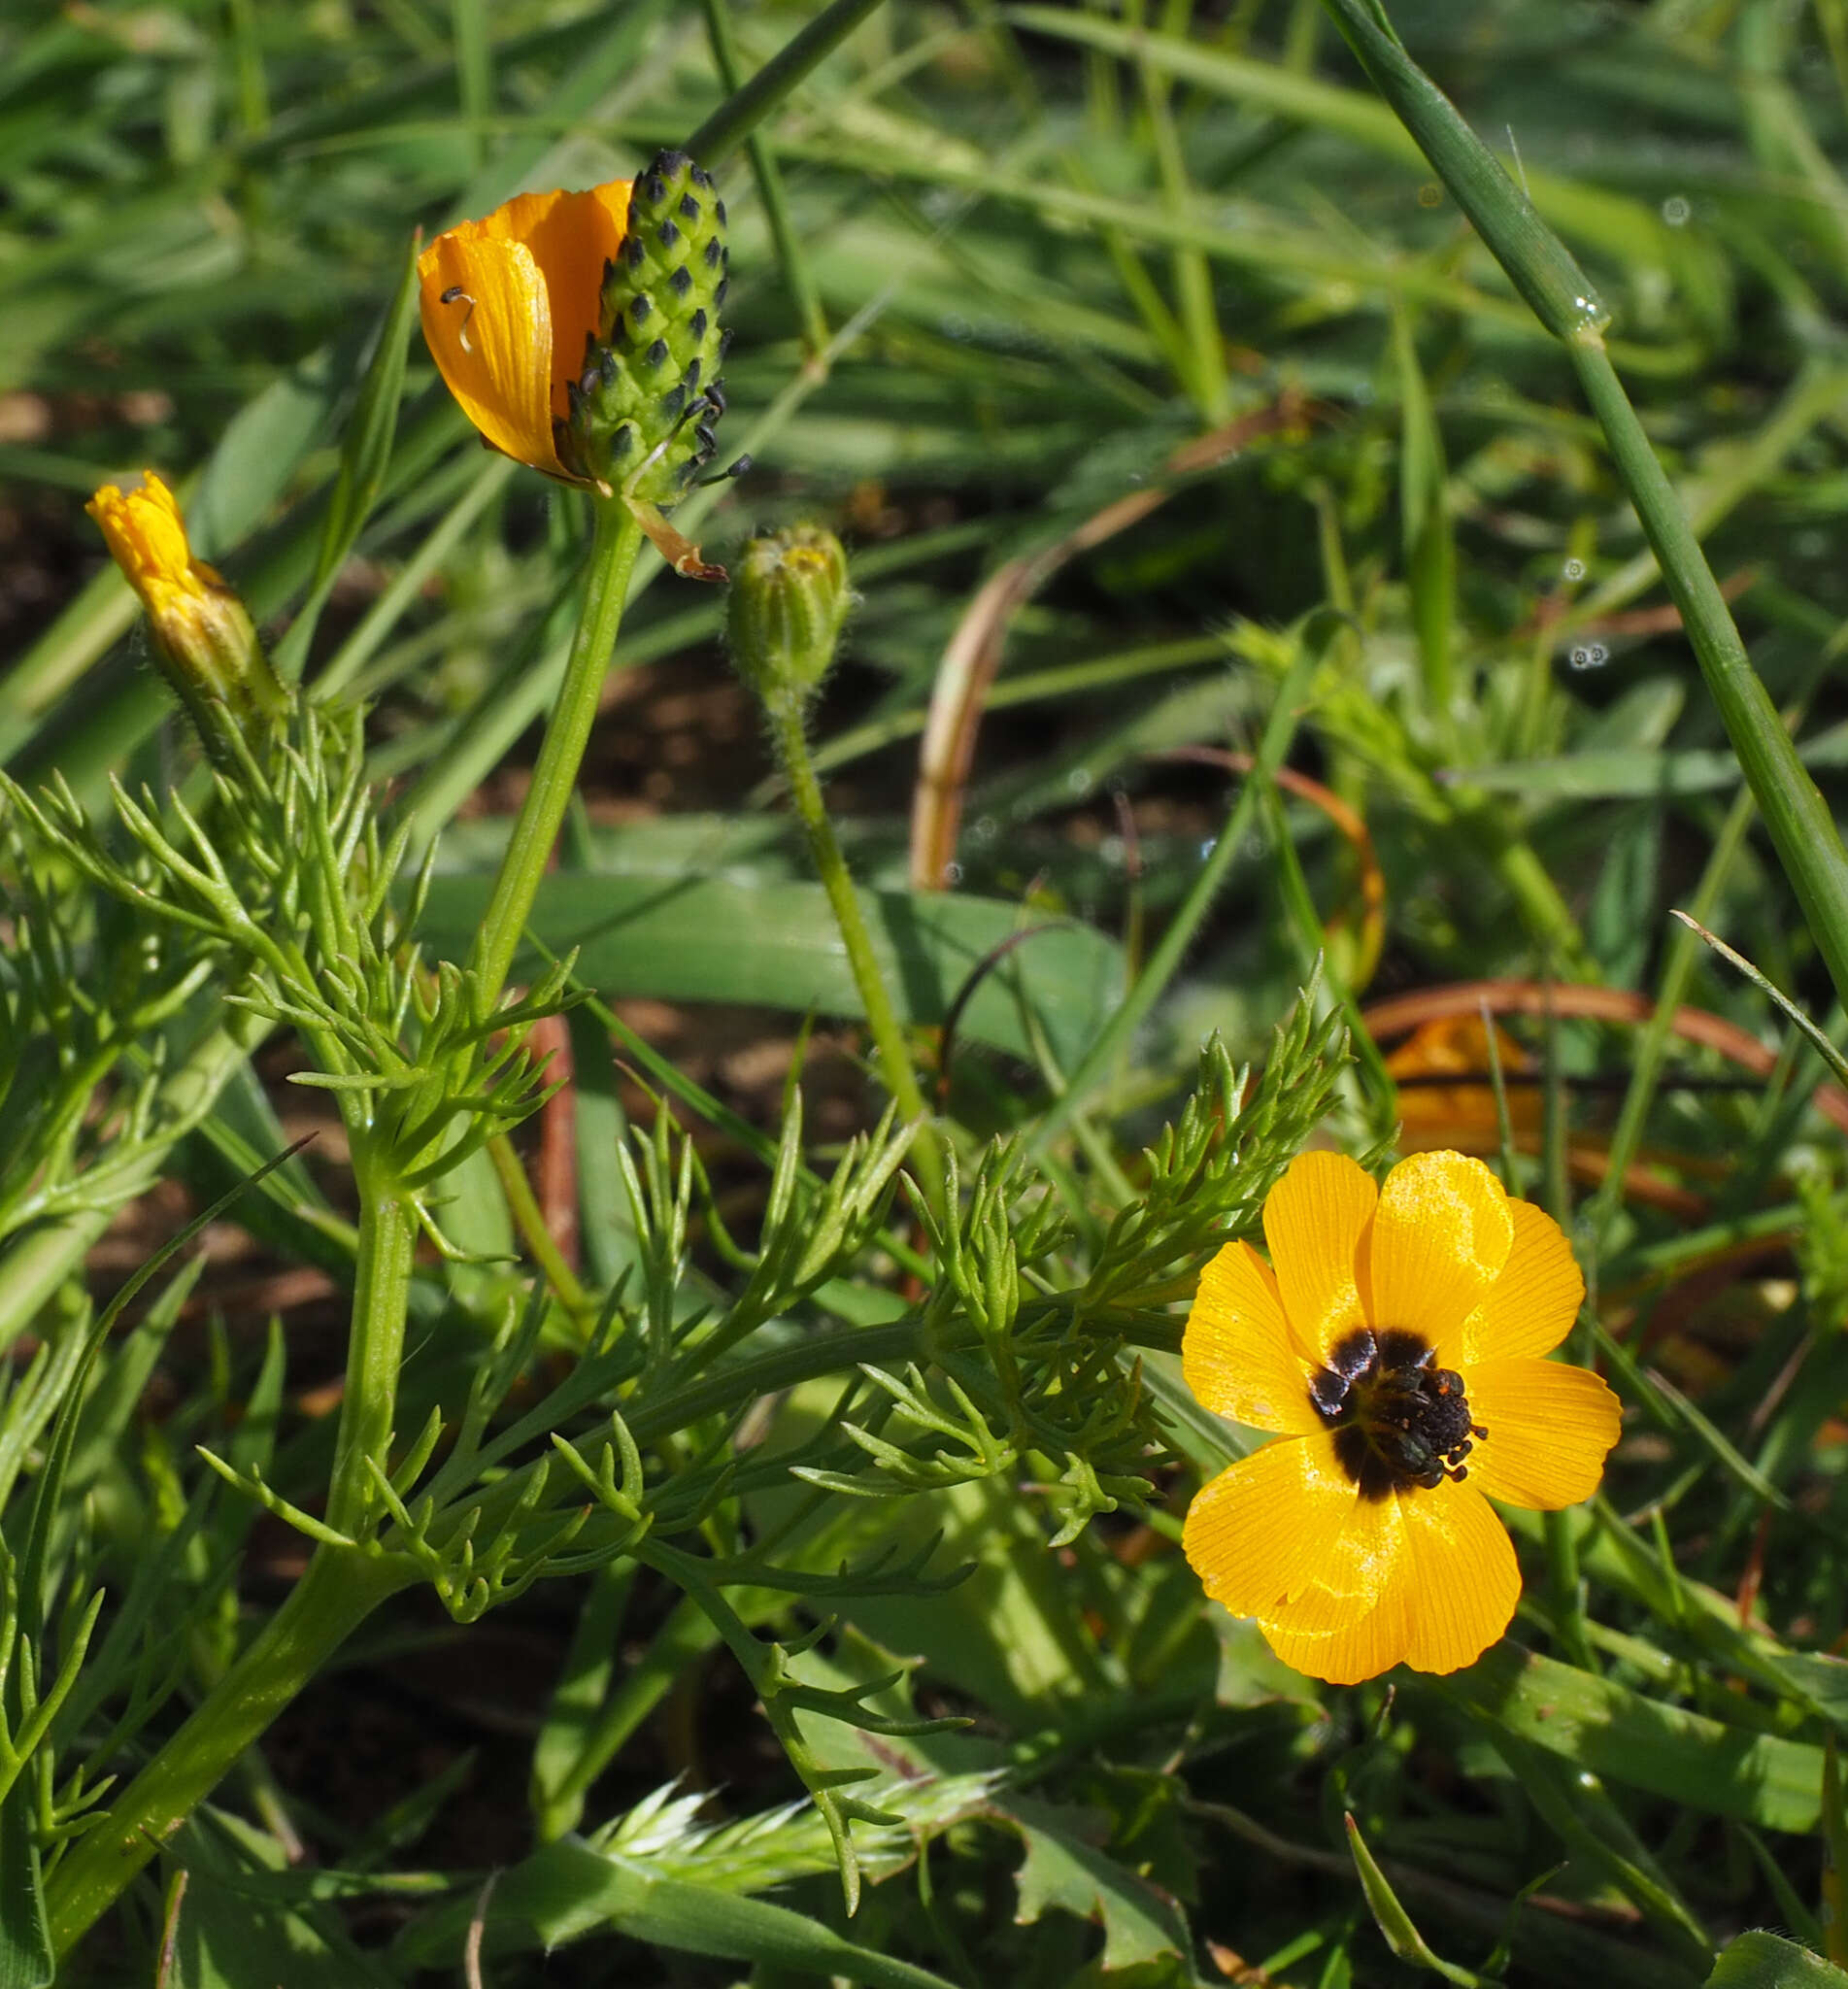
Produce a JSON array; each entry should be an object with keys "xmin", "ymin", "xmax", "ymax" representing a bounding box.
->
[
  {"xmin": 1182, "ymin": 1149, "xmax": 1620, "ymax": 1684},
  {"xmin": 86, "ymin": 472, "xmax": 290, "ymax": 758}
]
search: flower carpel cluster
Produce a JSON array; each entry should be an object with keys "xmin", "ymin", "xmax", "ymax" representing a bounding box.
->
[{"xmin": 1314, "ymin": 1327, "xmax": 1487, "ymax": 1500}]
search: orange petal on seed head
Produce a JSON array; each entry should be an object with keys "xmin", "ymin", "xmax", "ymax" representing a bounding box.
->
[
  {"xmin": 1448, "ymin": 1198, "xmax": 1584, "ymax": 1367},
  {"xmin": 1462, "ymin": 1358, "xmax": 1620, "ymax": 1510},
  {"xmin": 419, "ymin": 230, "xmax": 561, "ymax": 473},
  {"xmin": 417, "ymin": 180, "xmax": 632, "ymax": 477},
  {"xmin": 1183, "ymin": 1241, "xmax": 1324, "ymax": 1436},
  {"xmin": 1183, "ymin": 1433, "xmax": 1358, "ymax": 1619},
  {"xmin": 1361, "ymin": 1151, "xmax": 1513, "ymax": 1359},
  {"xmin": 1260, "ymin": 1150, "xmax": 1376, "ymax": 1367}
]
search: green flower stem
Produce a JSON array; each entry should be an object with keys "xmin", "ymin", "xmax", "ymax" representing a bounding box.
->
[
  {"xmin": 469, "ymin": 499, "xmax": 644, "ymax": 1020},
  {"xmin": 323, "ymin": 1179, "xmax": 419, "ymax": 1537},
  {"xmin": 1321, "ymin": 0, "xmax": 1848, "ymax": 1014},
  {"xmin": 47, "ymin": 1547, "xmax": 416, "ymax": 1955},
  {"xmin": 761, "ymin": 685, "xmax": 943, "ymax": 1205},
  {"xmin": 50, "ymin": 1163, "xmax": 423, "ymax": 1954}
]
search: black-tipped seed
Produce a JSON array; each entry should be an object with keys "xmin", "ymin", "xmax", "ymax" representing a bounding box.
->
[
  {"xmin": 601, "ymin": 256, "xmax": 617, "ymax": 287},
  {"xmin": 646, "ymin": 337, "xmax": 669, "ymax": 367},
  {"xmin": 624, "ymin": 236, "xmax": 646, "ymax": 268},
  {"xmin": 693, "ymin": 422, "xmax": 716, "ymax": 453},
  {"xmin": 715, "ymin": 198, "xmax": 727, "ymax": 226},
  {"xmin": 599, "ymin": 349, "xmax": 617, "ymax": 388},
  {"xmin": 610, "ymin": 422, "xmax": 634, "ymax": 459},
  {"xmin": 690, "ymin": 163, "xmax": 712, "ymax": 188},
  {"xmin": 685, "ymin": 357, "xmax": 702, "ymax": 391},
  {"xmin": 669, "ymin": 265, "xmax": 692, "ymax": 298},
  {"xmin": 661, "ymin": 384, "xmax": 687, "ymax": 419},
  {"xmin": 703, "ymin": 237, "xmax": 722, "ymax": 269},
  {"xmin": 643, "ymin": 173, "xmax": 665, "ymax": 205},
  {"xmin": 630, "ymin": 293, "xmax": 653, "ymax": 324},
  {"xmin": 689, "ymin": 309, "xmax": 708, "ymax": 341},
  {"xmin": 718, "ymin": 327, "xmax": 734, "ymax": 358},
  {"xmin": 655, "ymin": 148, "xmax": 690, "ymax": 175},
  {"xmin": 657, "ymin": 219, "xmax": 681, "ymax": 250},
  {"xmin": 679, "ymin": 192, "xmax": 700, "ymax": 220},
  {"xmin": 714, "ymin": 279, "xmax": 729, "ymax": 310},
  {"xmin": 705, "ymin": 382, "xmax": 726, "ymax": 414}
]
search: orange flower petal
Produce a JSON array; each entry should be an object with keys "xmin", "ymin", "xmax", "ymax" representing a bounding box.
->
[
  {"xmin": 416, "ymin": 180, "xmax": 632, "ymax": 476},
  {"xmin": 1362, "ymin": 1151, "xmax": 1513, "ymax": 1355},
  {"xmin": 1183, "ymin": 1242, "xmax": 1323, "ymax": 1435},
  {"xmin": 1448, "ymin": 1198, "xmax": 1584, "ymax": 1366},
  {"xmin": 1184, "ymin": 1433, "xmax": 1358, "ymax": 1618},
  {"xmin": 1398, "ymin": 1477, "xmax": 1520, "ymax": 1673},
  {"xmin": 491, "ymin": 183, "xmax": 631, "ymax": 408},
  {"xmin": 1261, "ymin": 1151, "xmax": 1375, "ymax": 1365},
  {"xmin": 1463, "ymin": 1358, "xmax": 1621, "ymax": 1510},
  {"xmin": 419, "ymin": 230, "xmax": 561, "ymax": 473},
  {"xmin": 1258, "ymin": 1492, "xmax": 1413, "ymax": 1684}
]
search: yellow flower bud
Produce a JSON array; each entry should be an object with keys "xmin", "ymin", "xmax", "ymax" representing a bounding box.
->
[
  {"xmin": 727, "ymin": 526, "xmax": 852, "ymax": 702},
  {"xmin": 87, "ymin": 475, "xmax": 290, "ymax": 758}
]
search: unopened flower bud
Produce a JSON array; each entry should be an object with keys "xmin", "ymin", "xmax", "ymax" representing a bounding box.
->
[
  {"xmin": 86, "ymin": 473, "xmax": 289, "ymax": 759},
  {"xmin": 727, "ymin": 526, "xmax": 851, "ymax": 702}
]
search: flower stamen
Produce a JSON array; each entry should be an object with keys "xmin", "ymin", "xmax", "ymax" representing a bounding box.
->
[
  {"xmin": 1313, "ymin": 1328, "xmax": 1488, "ymax": 1500},
  {"xmin": 439, "ymin": 285, "xmax": 478, "ymax": 352}
]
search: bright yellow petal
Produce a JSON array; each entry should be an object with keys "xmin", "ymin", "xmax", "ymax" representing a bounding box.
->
[
  {"xmin": 1183, "ymin": 1242, "xmax": 1323, "ymax": 1435},
  {"xmin": 1462, "ymin": 1358, "xmax": 1621, "ymax": 1510},
  {"xmin": 1261, "ymin": 1150, "xmax": 1376, "ymax": 1365},
  {"xmin": 419, "ymin": 230, "xmax": 562, "ymax": 474},
  {"xmin": 1362, "ymin": 1151, "xmax": 1513, "ymax": 1355},
  {"xmin": 86, "ymin": 473, "xmax": 195, "ymax": 600},
  {"xmin": 1398, "ymin": 1477, "xmax": 1520, "ymax": 1673},
  {"xmin": 1184, "ymin": 1433, "xmax": 1359, "ymax": 1617},
  {"xmin": 1258, "ymin": 1493, "xmax": 1413, "ymax": 1684},
  {"xmin": 1448, "ymin": 1198, "xmax": 1584, "ymax": 1366}
]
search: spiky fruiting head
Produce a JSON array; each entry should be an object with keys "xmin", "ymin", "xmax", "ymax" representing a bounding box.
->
[{"xmin": 561, "ymin": 149, "xmax": 730, "ymax": 500}]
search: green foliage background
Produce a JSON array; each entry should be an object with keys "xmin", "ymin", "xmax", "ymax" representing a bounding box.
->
[{"xmin": 11, "ymin": 0, "xmax": 1848, "ymax": 1984}]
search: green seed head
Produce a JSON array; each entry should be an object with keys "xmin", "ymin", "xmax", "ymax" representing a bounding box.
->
[
  {"xmin": 563, "ymin": 149, "xmax": 730, "ymax": 501},
  {"xmin": 727, "ymin": 526, "xmax": 852, "ymax": 702}
]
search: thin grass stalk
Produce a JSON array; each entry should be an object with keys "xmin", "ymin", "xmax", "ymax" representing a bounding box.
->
[
  {"xmin": 701, "ymin": 0, "xmax": 831, "ymax": 365},
  {"xmin": 684, "ymin": 0, "xmax": 892, "ymax": 165},
  {"xmin": 1318, "ymin": 0, "xmax": 1848, "ymax": 1014}
]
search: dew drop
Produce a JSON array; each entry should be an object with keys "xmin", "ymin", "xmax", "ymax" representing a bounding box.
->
[
  {"xmin": 1662, "ymin": 194, "xmax": 1691, "ymax": 227},
  {"xmin": 1562, "ymin": 556, "xmax": 1586, "ymax": 582},
  {"xmin": 1567, "ymin": 642, "xmax": 1609, "ymax": 670}
]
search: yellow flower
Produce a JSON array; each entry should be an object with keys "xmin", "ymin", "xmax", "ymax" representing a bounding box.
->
[
  {"xmin": 1181, "ymin": 1149, "xmax": 1620, "ymax": 1685},
  {"xmin": 418, "ymin": 180, "xmax": 632, "ymax": 480},
  {"xmin": 86, "ymin": 472, "xmax": 287, "ymax": 748}
]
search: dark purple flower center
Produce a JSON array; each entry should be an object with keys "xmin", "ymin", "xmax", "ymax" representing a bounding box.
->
[{"xmin": 1310, "ymin": 1328, "xmax": 1486, "ymax": 1501}]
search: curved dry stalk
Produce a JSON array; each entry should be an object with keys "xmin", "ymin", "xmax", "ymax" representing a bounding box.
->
[{"xmin": 907, "ymin": 395, "xmax": 1306, "ymax": 890}]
